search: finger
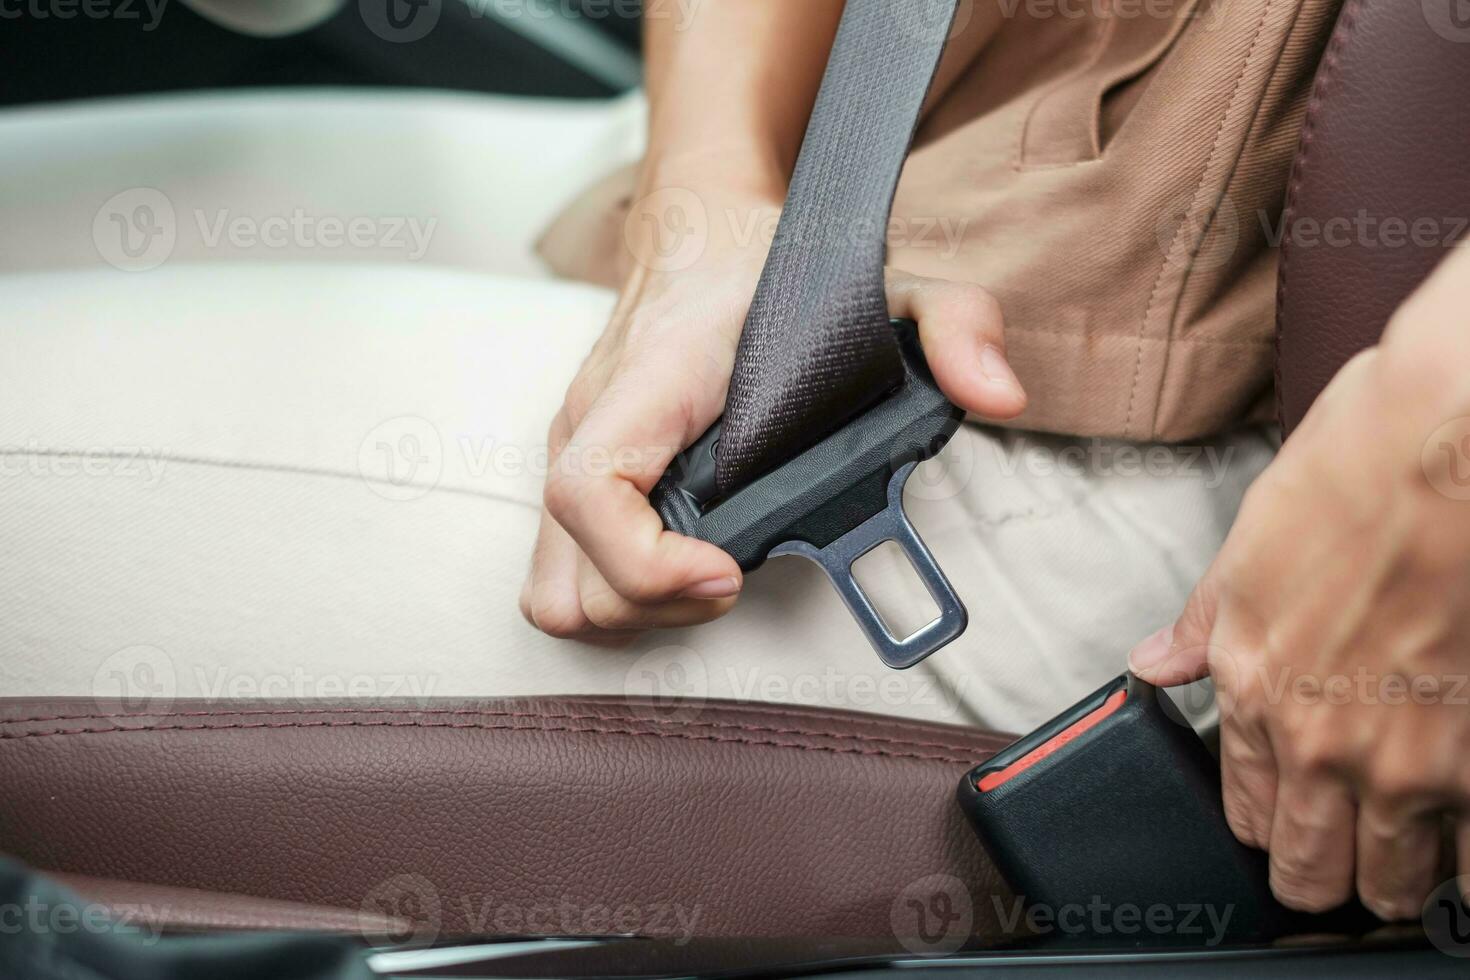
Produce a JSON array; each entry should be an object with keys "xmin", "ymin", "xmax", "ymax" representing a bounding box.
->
[
  {"xmin": 524, "ymin": 515, "xmax": 642, "ymax": 646},
  {"xmin": 546, "ymin": 357, "xmax": 743, "ymax": 606},
  {"xmin": 886, "ymin": 272, "xmax": 1026, "ymax": 420},
  {"xmin": 523, "ymin": 408, "xmax": 598, "ymax": 637},
  {"xmin": 1128, "ymin": 573, "xmax": 1221, "ymax": 686},
  {"xmin": 1356, "ymin": 801, "xmax": 1444, "ymax": 921},
  {"xmin": 523, "ymin": 509, "xmax": 595, "ymax": 638},
  {"xmin": 546, "ymin": 465, "xmax": 742, "ymax": 606},
  {"xmin": 576, "ymin": 552, "xmax": 738, "ymax": 631},
  {"xmin": 1268, "ymin": 771, "xmax": 1358, "ymax": 913},
  {"xmin": 1218, "ymin": 706, "xmax": 1280, "ymax": 850}
]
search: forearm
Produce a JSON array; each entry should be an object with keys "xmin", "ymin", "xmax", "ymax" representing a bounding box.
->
[{"xmin": 641, "ymin": 1, "xmax": 845, "ymax": 199}]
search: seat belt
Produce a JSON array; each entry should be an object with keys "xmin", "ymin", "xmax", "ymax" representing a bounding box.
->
[
  {"xmin": 717, "ymin": 0, "xmax": 958, "ymax": 492},
  {"xmin": 653, "ymin": 0, "xmax": 967, "ymax": 669}
]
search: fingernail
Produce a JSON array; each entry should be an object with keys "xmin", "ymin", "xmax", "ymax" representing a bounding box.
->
[
  {"xmin": 980, "ymin": 345, "xmax": 1022, "ymax": 390},
  {"xmin": 681, "ymin": 576, "xmax": 741, "ymax": 600},
  {"xmin": 1128, "ymin": 625, "xmax": 1175, "ymax": 671}
]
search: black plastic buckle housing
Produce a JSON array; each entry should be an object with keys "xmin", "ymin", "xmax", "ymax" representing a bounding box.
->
[
  {"xmin": 957, "ymin": 673, "xmax": 1376, "ymax": 944},
  {"xmin": 651, "ymin": 319, "xmax": 966, "ymax": 668}
]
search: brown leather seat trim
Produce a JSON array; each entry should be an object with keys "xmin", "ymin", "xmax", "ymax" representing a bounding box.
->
[
  {"xmin": 1275, "ymin": 0, "xmax": 1470, "ymax": 432},
  {"xmin": 46, "ymin": 871, "xmax": 411, "ymax": 937},
  {"xmin": 0, "ymin": 697, "xmax": 1015, "ymax": 943},
  {"xmin": 0, "ymin": 706, "xmax": 990, "ymax": 764}
]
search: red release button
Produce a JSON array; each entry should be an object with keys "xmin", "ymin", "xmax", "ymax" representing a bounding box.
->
[{"xmin": 976, "ymin": 688, "xmax": 1128, "ymax": 792}]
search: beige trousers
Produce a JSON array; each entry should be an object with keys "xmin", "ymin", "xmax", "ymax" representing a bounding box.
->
[{"xmin": 0, "ymin": 90, "xmax": 1272, "ymax": 732}]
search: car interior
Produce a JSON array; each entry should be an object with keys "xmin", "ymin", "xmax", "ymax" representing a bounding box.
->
[{"xmin": 3, "ymin": 1, "xmax": 1469, "ymax": 977}]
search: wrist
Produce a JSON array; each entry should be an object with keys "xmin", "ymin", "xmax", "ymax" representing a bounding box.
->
[
  {"xmin": 622, "ymin": 156, "xmax": 785, "ymax": 278},
  {"xmin": 638, "ymin": 147, "xmax": 788, "ymax": 210},
  {"xmin": 1375, "ymin": 336, "xmax": 1470, "ymax": 447},
  {"xmin": 1354, "ymin": 342, "xmax": 1470, "ymax": 532},
  {"xmin": 1375, "ymin": 249, "xmax": 1470, "ymax": 429}
]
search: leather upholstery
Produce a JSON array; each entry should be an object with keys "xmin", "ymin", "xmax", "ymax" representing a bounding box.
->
[
  {"xmin": 0, "ymin": 697, "xmax": 1013, "ymax": 940},
  {"xmin": 1275, "ymin": 0, "xmax": 1470, "ymax": 433},
  {"xmin": 47, "ymin": 872, "xmax": 409, "ymax": 936}
]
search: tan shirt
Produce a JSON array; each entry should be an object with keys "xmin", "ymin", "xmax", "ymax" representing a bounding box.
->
[{"xmin": 892, "ymin": 0, "xmax": 1343, "ymax": 442}]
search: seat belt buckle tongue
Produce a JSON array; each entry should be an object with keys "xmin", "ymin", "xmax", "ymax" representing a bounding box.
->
[{"xmin": 650, "ymin": 318, "xmax": 967, "ymax": 669}]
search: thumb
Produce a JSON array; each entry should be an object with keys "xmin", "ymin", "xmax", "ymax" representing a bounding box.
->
[
  {"xmin": 885, "ymin": 272, "xmax": 1027, "ymax": 421},
  {"xmin": 1128, "ymin": 573, "xmax": 1220, "ymax": 687}
]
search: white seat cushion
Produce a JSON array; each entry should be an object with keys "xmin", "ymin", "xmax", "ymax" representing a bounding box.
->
[{"xmin": 0, "ymin": 88, "xmax": 645, "ymax": 278}]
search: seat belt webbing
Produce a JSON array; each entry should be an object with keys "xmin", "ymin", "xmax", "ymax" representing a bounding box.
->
[{"xmin": 715, "ymin": 0, "xmax": 959, "ymax": 494}]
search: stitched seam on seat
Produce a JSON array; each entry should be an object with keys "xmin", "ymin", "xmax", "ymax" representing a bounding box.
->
[
  {"xmin": 0, "ymin": 717, "xmax": 982, "ymax": 765},
  {"xmin": 550, "ymin": 697, "xmax": 1016, "ymax": 743},
  {"xmin": 0, "ymin": 707, "xmax": 1002, "ymax": 756},
  {"xmin": 0, "ymin": 448, "xmax": 539, "ymax": 511},
  {"xmin": 1124, "ymin": 0, "xmax": 1280, "ymax": 439},
  {"xmin": 1274, "ymin": 0, "xmax": 1360, "ymax": 427}
]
